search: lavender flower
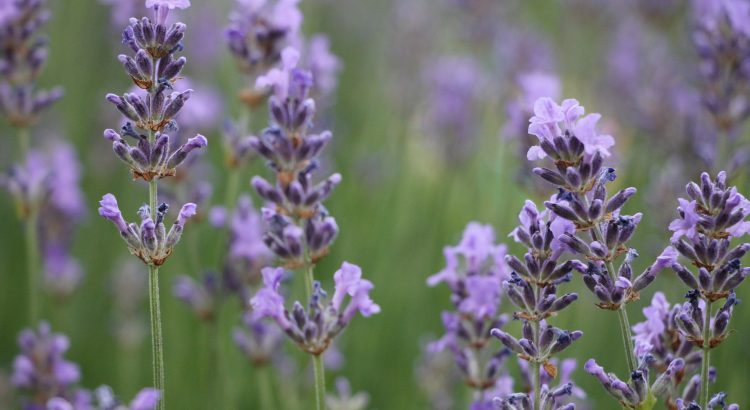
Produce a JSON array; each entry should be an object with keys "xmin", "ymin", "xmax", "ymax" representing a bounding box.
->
[
  {"xmin": 428, "ymin": 223, "xmax": 514, "ymax": 396},
  {"xmin": 98, "ymin": 194, "xmax": 197, "ymax": 266},
  {"xmin": 250, "ymin": 263, "xmax": 379, "ymax": 355},
  {"xmin": 225, "ymin": 0, "xmax": 302, "ymax": 78},
  {"xmin": 325, "ymin": 378, "xmax": 369, "ymax": 410},
  {"xmin": 1, "ymin": 143, "xmax": 86, "ymax": 299},
  {"xmin": 303, "ymin": 35, "xmax": 342, "ymax": 99},
  {"xmin": 173, "ymin": 272, "xmax": 220, "ymax": 321},
  {"xmin": 489, "ymin": 200, "xmax": 583, "ymax": 410},
  {"xmin": 106, "ymin": 6, "xmax": 207, "ymax": 181},
  {"xmin": 0, "ymin": 0, "xmax": 63, "ymax": 127},
  {"xmin": 692, "ymin": 0, "xmax": 750, "ymax": 135},
  {"xmin": 211, "ymin": 195, "xmax": 273, "ymax": 304},
  {"xmin": 233, "ymin": 312, "xmax": 284, "ymax": 366},
  {"xmin": 49, "ymin": 385, "xmax": 161, "ymax": 410},
  {"xmin": 11, "ymin": 323, "xmax": 81, "ymax": 409}
]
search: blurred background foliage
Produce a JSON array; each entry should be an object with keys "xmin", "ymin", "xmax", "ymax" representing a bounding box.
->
[{"xmin": 1, "ymin": 0, "xmax": 749, "ymax": 409}]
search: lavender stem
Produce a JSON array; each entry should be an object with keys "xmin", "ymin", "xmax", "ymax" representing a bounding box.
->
[
  {"xmin": 586, "ymin": 192, "xmax": 637, "ymax": 372},
  {"xmin": 18, "ymin": 126, "xmax": 40, "ymax": 325},
  {"xmin": 148, "ymin": 177, "xmax": 166, "ymax": 410},
  {"xmin": 304, "ymin": 262, "xmax": 326, "ymax": 410},
  {"xmin": 700, "ymin": 300, "xmax": 713, "ymax": 409},
  {"xmin": 533, "ymin": 318, "xmax": 541, "ymax": 410},
  {"xmin": 258, "ymin": 366, "xmax": 275, "ymax": 409}
]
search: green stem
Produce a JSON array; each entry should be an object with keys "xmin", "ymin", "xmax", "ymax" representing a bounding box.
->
[
  {"xmin": 148, "ymin": 264, "xmax": 165, "ymax": 409},
  {"xmin": 147, "ymin": 178, "xmax": 166, "ymax": 409},
  {"xmin": 606, "ymin": 258, "xmax": 637, "ymax": 373},
  {"xmin": 303, "ymin": 263, "xmax": 326, "ymax": 410},
  {"xmin": 312, "ymin": 354, "xmax": 327, "ymax": 410},
  {"xmin": 25, "ymin": 209, "xmax": 39, "ymax": 325},
  {"xmin": 700, "ymin": 300, "xmax": 713, "ymax": 409},
  {"xmin": 532, "ymin": 323, "xmax": 541, "ymax": 410},
  {"xmin": 258, "ymin": 367, "xmax": 275, "ymax": 409},
  {"xmin": 18, "ymin": 127, "xmax": 40, "ymax": 325},
  {"xmin": 209, "ymin": 319, "xmax": 222, "ymax": 410},
  {"xmin": 585, "ymin": 194, "xmax": 637, "ymax": 373}
]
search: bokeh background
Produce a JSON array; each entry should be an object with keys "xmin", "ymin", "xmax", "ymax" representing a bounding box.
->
[{"xmin": 1, "ymin": 0, "xmax": 749, "ymax": 409}]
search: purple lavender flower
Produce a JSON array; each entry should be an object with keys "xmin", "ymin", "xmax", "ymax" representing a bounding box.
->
[
  {"xmin": 325, "ymin": 378, "xmax": 369, "ymax": 410},
  {"xmin": 50, "ymin": 385, "xmax": 161, "ymax": 410},
  {"xmin": 692, "ymin": 0, "xmax": 750, "ymax": 135},
  {"xmin": 225, "ymin": 0, "xmax": 302, "ymax": 79},
  {"xmin": 11, "ymin": 323, "xmax": 81, "ymax": 408},
  {"xmin": 0, "ymin": 0, "xmax": 63, "ymax": 128},
  {"xmin": 233, "ymin": 312, "xmax": 284, "ymax": 366},
  {"xmin": 428, "ymin": 223, "xmax": 514, "ymax": 393},
  {"xmin": 1, "ymin": 143, "xmax": 86, "ymax": 299},
  {"xmin": 303, "ymin": 35, "xmax": 342, "ymax": 99},
  {"xmin": 98, "ymin": 194, "xmax": 197, "ymax": 266},
  {"xmin": 106, "ymin": 8, "xmax": 207, "ymax": 181},
  {"xmin": 173, "ymin": 272, "xmax": 220, "ymax": 321},
  {"xmin": 249, "ymin": 262, "xmax": 380, "ymax": 355}
]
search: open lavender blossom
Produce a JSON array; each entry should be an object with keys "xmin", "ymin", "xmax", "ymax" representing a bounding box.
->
[
  {"xmin": 98, "ymin": 193, "xmax": 197, "ymax": 266},
  {"xmin": 0, "ymin": 0, "xmax": 63, "ymax": 127},
  {"xmin": 250, "ymin": 263, "xmax": 380, "ymax": 355}
]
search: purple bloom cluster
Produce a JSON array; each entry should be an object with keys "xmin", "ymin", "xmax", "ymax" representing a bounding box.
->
[
  {"xmin": 250, "ymin": 263, "xmax": 380, "ymax": 355},
  {"xmin": 0, "ymin": 0, "xmax": 63, "ymax": 127},
  {"xmin": 250, "ymin": 46, "xmax": 342, "ymax": 269},
  {"xmin": 427, "ymin": 223, "xmax": 516, "ymax": 403},
  {"xmin": 233, "ymin": 312, "xmax": 284, "ymax": 366},
  {"xmin": 104, "ymin": 2, "xmax": 207, "ymax": 181},
  {"xmin": 489, "ymin": 201, "xmax": 583, "ymax": 409},
  {"xmin": 225, "ymin": 0, "xmax": 302, "ymax": 79},
  {"xmin": 98, "ymin": 194, "xmax": 196, "ymax": 266},
  {"xmin": 11, "ymin": 322, "xmax": 80, "ymax": 408},
  {"xmin": 172, "ymin": 272, "xmax": 220, "ymax": 321},
  {"xmin": 47, "ymin": 386, "xmax": 161, "ymax": 410},
  {"xmin": 692, "ymin": 0, "xmax": 750, "ymax": 135},
  {"xmin": 1, "ymin": 143, "xmax": 86, "ymax": 299}
]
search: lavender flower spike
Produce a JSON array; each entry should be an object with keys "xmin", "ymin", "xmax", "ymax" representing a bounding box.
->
[
  {"xmin": 250, "ymin": 262, "xmax": 379, "ymax": 355},
  {"xmin": 11, "ymin": 323, "xmax": 80, "ymax": 408},
  {"xmin": 99, "ymin": 194, "xmax": 197, "ymax": 266},
  {"xmin": 0, "ymin": 0, "xmax": 64, "ymax": 128}
]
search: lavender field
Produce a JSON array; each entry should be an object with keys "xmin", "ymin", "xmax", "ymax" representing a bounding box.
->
[{"xmin": 1, "ymin": 0, "xmax": 749, "ymax": 409}]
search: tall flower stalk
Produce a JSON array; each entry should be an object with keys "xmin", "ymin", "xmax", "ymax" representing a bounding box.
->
[
  {"xmin": 491, "ymin": 202, "xmax": 583, "ymax": 410},
  {"xmin": 523, "ymin": 97, "xmax": 684, "ymax": 409},
  {"xmin": 98, "ymin": 1, "xmax": 207, "ymax": 407},
  {"xmin": 249, "ymin": 46, "xmax": 380, "ymax": 410},
  {"xmin": 426, "ymin": 222, "xmax": 515, "ymax": 409},
  {"xmin": 0, "ymin": 0, "xmax": 64, "ymax": 324},
  {"xmin": 666, "ymin": 171, "xmax": 748, "ymax": 409}
]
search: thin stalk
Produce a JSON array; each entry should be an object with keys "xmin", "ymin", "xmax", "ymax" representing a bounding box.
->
[
  {"xmin": 148, "ymin": 177, "xmax": 166, "ymax": 409},
  {"xmin": 18, "ymin": 127, "xmax": 39, "ymax": 325},
  {"xmin": 257, "ymin": 367, "xmax": 275, "ymax": 409},
  {"xmin": 25, "ymin": 207, "xmax": 39, "ymax": 324},
  {"xmin": 584, "ymin": 191, "xmax": 638, "ymax": 373},
  {"xmin": 605, "ymin": 259, "xmax": 637, "ymax": 373},
  {"xmin": 532, "ymin": 320, "xmax": 541, "ymax": 410},
  {"xmin": 303, "ymin": 262, "xmax": 326, "ymax": 410},
  {"xmin": 209, "ymin": 319, "xmax": 222, "ymax": 410},
  {"xmin": 312, "ymin": 354, "xmax": 327, "ymax": 410},
  {"xmin": 700, "ymin": 300, "xmax": 713, "ymax": 409}
]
